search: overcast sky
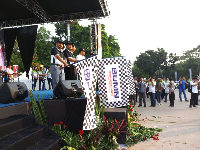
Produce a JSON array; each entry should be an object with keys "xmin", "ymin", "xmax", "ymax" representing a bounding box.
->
[{"xmin": 45, "ymin": 0, "xmax": 200, "ymax": 62}]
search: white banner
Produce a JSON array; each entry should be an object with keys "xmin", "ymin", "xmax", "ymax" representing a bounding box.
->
[
  {"xmin": 104, "ymin": 64, "xmax": 121, "ymax": 103},
  {"xmin": 98, "ymin": 57, "xmax": 129, "ymax": 108}
]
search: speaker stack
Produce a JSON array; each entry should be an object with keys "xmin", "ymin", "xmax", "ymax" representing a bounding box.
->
[
  {"xmin": 53, "ymin": 80, "xmax": 84, "ymax": 99},
  {"xmin": 0, "ymin": 82, "xmax": 28, "ymax": 104}
]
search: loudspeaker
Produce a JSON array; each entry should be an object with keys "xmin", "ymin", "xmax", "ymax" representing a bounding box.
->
[
  {"xmin": 0, "ymin": 82, "xmax": 28, "ymax": 104},
  {"xmin": 53, "ymin": 80, "xmax": 84, "ymax": 99}
]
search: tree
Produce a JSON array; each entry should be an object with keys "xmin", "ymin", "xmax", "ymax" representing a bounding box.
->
[
  {"xmin": 34, "ymin": 26, "xmax": 54, "ymax": 68},
  {"xmin": 133, "ymin": 49, "xmax": 167, "ymax": 77},
  {"xmin": 6, "ymin": 39, "xmax": 24, "ymax": 72},
  {"xmin": 54, "ymin": 22, "xmax": 121, "ymax": 58}
]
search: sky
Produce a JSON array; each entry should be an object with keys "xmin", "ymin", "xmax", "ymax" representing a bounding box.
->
[{"xmin": 45, "ymin": 0, "xmax": 200, "ymax": 63}]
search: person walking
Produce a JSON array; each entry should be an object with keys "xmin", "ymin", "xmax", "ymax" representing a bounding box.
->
[
  {"xmin": 138, "ymin": 77, "xmax": 146, "ymax": 107},
  {"xmin": 179, "ymin": 76, "xmax": 188, "ymax": 102},
  {"xmin": 168, "ymin": 77, "xmax": 175, "ymax": 107},
  {"xmin": 149, "ymin": 77, "xmax": 156, "ymax": 107},
  {"xmin": 190, "ymin": 77, "xmax": 198, "ymax": 108},
  {"xmin": 156, "ymin": 78, "xmax": 162, "ymax": 105}
]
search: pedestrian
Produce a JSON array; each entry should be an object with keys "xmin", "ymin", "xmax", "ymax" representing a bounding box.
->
[
  {"xmin": 138, "ymin": 77, "xmax": 146, "ymax": 107},
  {"xmin": 149, "ymin": 77, "xmax": 156, "ymax": 107},
  {"xmin": 164, "ymin": 78, "xmax": 169, "ymax": 102},
  {"xmin": 190, "ymin": 77, "xmax": 198, "ymax": 108},
  {"xmin": 168, "ymin": 77, "xmax": 175, "ymax": 107},
  {"xmin": 47, "ymin": 67, "xmax": 52, "ymax": 90},
  {"xmin": 179, "ymin": 76, "xmax": 188, "ymax": 102},
  {"xmin": 161, "ymin": 77, "xmax": 165, "ymax": 100},
  {"xmin": 156, "ymin": 78, "xmax": 162, "ymax": 105},
  {"xmin": 38, "ymin": 66, "xmax": 44, "ymax": 91},
  {"xmin": 133, "ymin": 76, "xmax": 138, "ymax": 102},
  {"xmin": 31, "ymin": 66, "xmax": 38, "ymax": 91}
]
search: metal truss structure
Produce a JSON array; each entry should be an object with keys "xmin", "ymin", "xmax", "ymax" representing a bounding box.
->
[
  {"xmin": 16, "ymin": 0, "xmax": 51, "ymax": 23},
  {"xmin": 90, "ymin": 19, "xmax": 97, "ymax": 54},
  {"xmin": 0, "ymin": 0, "xmax": 110, "ymax": 29}
]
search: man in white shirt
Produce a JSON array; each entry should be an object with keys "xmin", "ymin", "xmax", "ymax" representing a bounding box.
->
[
  {"xmin": 149, "ymin": 77, "xmax": 156, "ymax": 107},
  {"xmin": 76, "ymin": 48, "xmax": 86, "ymax": 60},
  {"xmin": 50, "ymin": 39, "xmax": 68, "ymax": 89},
  {"xmin": 190, "ymin": 77, "xmax": 198, "ymax": 108}
]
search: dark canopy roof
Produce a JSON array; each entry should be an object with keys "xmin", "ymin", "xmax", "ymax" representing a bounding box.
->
[{"xmin": 0, "ymin": 0, "xmax": 109, "ymax": 28}]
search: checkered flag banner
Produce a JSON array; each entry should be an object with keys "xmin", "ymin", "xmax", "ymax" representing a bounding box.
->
[
  {"xmin": 74, "ymin": 55, "xmax": 98, "ymax": 130},
  {"xmin": 98, "ymin": 57, "xmax": 129, "ymax": 108},
  {"xmin": 127, "ymin": 60, "xmax": 136, "ymax": 95}
]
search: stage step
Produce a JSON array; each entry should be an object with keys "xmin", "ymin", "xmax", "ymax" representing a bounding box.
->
[
  {"xmin": 0, "ymin": 115, "xmax": 34, "ymax": 139},
  {"xmin": 0, "ymin": 115, "xmax": 61, "ymax": 150},
  {"xmin": 0, "ymin": 125, "xmax": 48, "ymax": 150},
  {"xmin": 28, "ymin": 135, "xmax": 60, "ymax": 150}
]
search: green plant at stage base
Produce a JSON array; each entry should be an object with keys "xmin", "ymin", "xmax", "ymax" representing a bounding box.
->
[
  {"xmin": 29, "ymin": 90, "xmax": 48, "ymax": 125},
  {"xmin": 126, "ymin": 101, "xmax": 163, "ymax": 147}
]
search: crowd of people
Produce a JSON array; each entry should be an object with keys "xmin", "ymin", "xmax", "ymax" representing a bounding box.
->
[
  {"xmin": 131, "ymin": 76, "xmax": 199, "ymax": 108},
  {"xmin": 0, "ymin": 65, "xmax": 20, "ymax": 83}
]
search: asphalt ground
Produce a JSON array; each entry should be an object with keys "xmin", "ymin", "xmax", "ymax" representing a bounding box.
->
[{"xmin": 127, "ymin": 89, "xmax": 200, "ymax": 150}]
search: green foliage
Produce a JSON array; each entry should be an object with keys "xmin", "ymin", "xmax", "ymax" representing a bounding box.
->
[
  {"xmin": 133, "ymin": 49, "xmax": 167, "ymax": 77},
  {"xmin": 61, "ymin": 131, "xmax": 85, "ymax": 150},
  {"xmin": 50, "ymin": 121, "xmax": 67, "ymax": 138},
  {"xmin": 4, "ymin": 39, "xmax": 24, "ymax": 72},
  {"xmin": 34, "ymin": 26, "xmax": 54, "ymax": 68},
  {"xmin": 54, "ymin": 22, "xmax": 121, "ymax": 59},
  {"xmin": 37, "ymin": 94, "xmax": 48, "ymax": 125},
  {"xmin": 29, "ymin": 90, "xmax": 48, "ymax": 125}
]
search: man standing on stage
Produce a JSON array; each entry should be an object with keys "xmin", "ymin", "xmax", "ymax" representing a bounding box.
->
[
  {"xmin": 63, "ymin": 41, "xmax": 79, "ymax": 80},
  {"xmin": 76, "ymin": 48, "xmax": 86, "ymax": 60},
  {"xmin": 50, "ymin": 39, "xmax": 68, "ymax": 89}
]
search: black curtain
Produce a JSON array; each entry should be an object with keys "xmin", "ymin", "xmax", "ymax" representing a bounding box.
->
[
  {"xmin": 4, "ymin": 28, "xmax": 18, "ymax": 66},
  {"xmin": 17, "ymin": 25, "xmax": 38, "ymax": 78}
]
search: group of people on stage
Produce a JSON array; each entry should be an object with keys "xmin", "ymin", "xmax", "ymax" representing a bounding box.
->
[
  {"xmin": 132, "ymin": 75, "xmax": 199, "ymax": 108},
  {"xmin": 0, "ymin": 65, "xmax": 19, "ymax": 83},
  {"xmin": 50, "ymin": 39, "xmax": 85, "ymax": 90}
]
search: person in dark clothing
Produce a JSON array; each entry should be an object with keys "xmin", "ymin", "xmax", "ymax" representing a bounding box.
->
[
  {"xmin": 138, "ymin": 77, "xmax": 146, "ymax": 107},
  {"xmin": 63, "ymin": 41, "xmax": 79, "ymax": 80},
  {"xmin": 168, "ymin": 77, "xmax": 175, "ymax": 107}
]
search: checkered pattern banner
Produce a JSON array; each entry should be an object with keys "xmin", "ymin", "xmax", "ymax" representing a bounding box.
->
[
  {"xmin": 98, "ymin": 57, "xmax": 129, "ymax": 108},
  {"xmin": 74, "ymin": 55, "xmax": 98, "ymax": 130},
  {"xmin": 127, "ymin": 60, "xmax": 136, "ymax": 95}
]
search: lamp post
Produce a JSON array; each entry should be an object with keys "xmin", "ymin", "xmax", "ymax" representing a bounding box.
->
[{"xmin": 157, "ymin": 48, "xmax": 161, "ymax": 78}]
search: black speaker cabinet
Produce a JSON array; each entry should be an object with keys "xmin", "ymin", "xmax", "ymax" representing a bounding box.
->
[
  {"xmin": 54, "ymin": 80, "xmax": 84, "ymax": 99},
  {"xmin": 0, "ymin": 82, "xmax": 28, "ymax": 104}
]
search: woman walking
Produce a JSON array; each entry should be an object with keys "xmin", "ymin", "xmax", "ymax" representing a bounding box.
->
[{"xmin": 168, "ymin": 77, "xmax": 175, "ymax": 107}]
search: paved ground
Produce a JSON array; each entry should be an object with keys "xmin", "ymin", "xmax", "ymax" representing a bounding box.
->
[{"xmin": 127, "ymin": 89, "xmax": 200, "ymax": 150}]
